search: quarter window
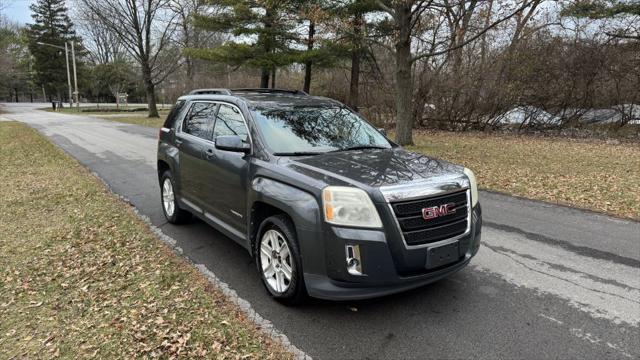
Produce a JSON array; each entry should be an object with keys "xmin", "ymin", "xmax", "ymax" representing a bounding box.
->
[
  {"xmin": 163, "ymin": 100, "xmax": 186, "ymax": 129},
  {"xmin": 213, "ymin": 104, "xmax": 249, "ymax": 141},
  {"xmin": 182, "ymin": 102, "xmax": 217, "ymax": 139}
]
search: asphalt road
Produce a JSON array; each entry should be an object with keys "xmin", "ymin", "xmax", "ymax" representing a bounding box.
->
[{"xmin": 3, "ymin": 103, "xmax": 639, "ymax": 359}]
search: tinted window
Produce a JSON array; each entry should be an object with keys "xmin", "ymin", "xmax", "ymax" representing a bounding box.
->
[
  {"xmin": 182, "ymin": 102, "xmax": 217, "ymax": 139},
  {"xmin": 163, "ymin": 100, "xmax": 186, "ymax": 128},
  {"xmin": 213, "ymin": 104, "xmax": 249, "ymax": 140},
  {"xmin": 251, "ymin": 105, "xmax": 390, "ymax": 153}
]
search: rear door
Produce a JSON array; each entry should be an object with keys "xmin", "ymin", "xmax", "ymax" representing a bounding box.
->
[
  {"xmin": 175, "ymin": 101, "xmax": 218, "ymax": 210},
  {"xmin": 200, "ymin": 103, "xmax": 251, "ymax": 233}
]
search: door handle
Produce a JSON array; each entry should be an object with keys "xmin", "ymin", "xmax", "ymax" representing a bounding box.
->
[
  {"xmin": 204, "ymin": 148, "xmax": 215, "ymax": 158},
  {"xmin": 175, "ymin": 138, "xmax": 183, "ymax": 147}
]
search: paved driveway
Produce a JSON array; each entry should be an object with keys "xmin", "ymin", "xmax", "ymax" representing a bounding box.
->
[{"xmin": 3, "ymin": 103, "xmax": 639, "ymax": 359}]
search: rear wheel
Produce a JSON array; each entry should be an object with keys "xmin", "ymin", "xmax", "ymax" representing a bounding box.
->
[
  {"xmin": 160, "ymin": 171, "xmax": 191, "ymax": 224},
  {"xmin": 256, "ymin": 215, "xmax": 306, "ymax": 305}
]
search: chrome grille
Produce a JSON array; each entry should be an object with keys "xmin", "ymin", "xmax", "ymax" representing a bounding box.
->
[{"xmin": 391, "ymin": 190, "xmax": 469, "ymax": 246}]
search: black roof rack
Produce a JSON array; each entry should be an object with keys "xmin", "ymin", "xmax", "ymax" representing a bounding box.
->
[
  {"xmin": 188, "ymin": 88, "xmax": 232, "ymax": 95},
  {"xmin": 187, "ymin": 88, "xmax": 309, "ymax": 97},
  {"xmin": 231, "ymin": 88, "xmax": 308, "ymax": 96}
]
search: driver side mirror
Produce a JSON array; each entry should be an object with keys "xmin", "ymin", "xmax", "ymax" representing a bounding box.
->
[{"xmin": 215, "ymin": 135, "xmax": 250, "ymax": 153}]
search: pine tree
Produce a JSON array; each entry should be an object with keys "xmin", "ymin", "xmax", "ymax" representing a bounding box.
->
[
  {"xmin": 27, "ymin": 0, "xmax": 82, "ymax": 101},
  {"xmin": 329, "ymin": 0, "xmax": 381, "ymax": 109},
  {"xmin": 562, "ymin": 1, "xmax": 640, "ymax": 41},
  {"xmin": 192, "ymin": 0, "xmax": 301, "ymax": 88},
  {"xmin": 294, "ymin": 0, "xmax": 345, "ymax": 94}
]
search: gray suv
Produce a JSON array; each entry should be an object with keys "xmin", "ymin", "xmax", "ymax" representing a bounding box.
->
[{"xmin": 157, "ymin": 88, "xmax": 482, "ymax": 304}]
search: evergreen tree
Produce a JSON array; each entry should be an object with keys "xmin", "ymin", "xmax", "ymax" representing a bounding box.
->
[
  {"xmin": 294, "ymin": 0, "xmax": 346, "ymax": 94},
  {"xmin": 192, "ymin": 0, "xmax": 301, "ymax": 88},
  {"xmin": 328, "ymin": 0, "xmax": 381, "ymax": 109},
  {"xmin": 562, "ymin": 1, "xmax": 640, "ymax": 41},
  {"xmin": 0, "ymin": 24, "xmax": 33, "ymax": 102},
  {"xmin": 27, "ymin": 0, "xmax": 82, "ymax": 101}
]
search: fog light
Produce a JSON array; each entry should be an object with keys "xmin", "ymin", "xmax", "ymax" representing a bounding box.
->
[{"xmin": 346, "ymin": 245, "xmax": 364, "ymax": 276}]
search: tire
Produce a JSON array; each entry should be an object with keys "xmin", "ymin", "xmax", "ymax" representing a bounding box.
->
[
  {"xmin": 160, "ymin": 170, "xmax": 191, "ymax": 224},
  {"xmin": 255, "ymin": 215, "xmax": 306, "ymax": 305}
]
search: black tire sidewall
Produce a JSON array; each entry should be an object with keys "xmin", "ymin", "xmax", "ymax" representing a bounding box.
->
[{"xmin": 255, "ymin": 215, "xmax": 305, "ymax": 303}]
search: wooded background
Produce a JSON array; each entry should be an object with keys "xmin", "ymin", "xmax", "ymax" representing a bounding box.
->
[{"xmin": 1, "ymin": 0, "xmax": 638, "ymax": 143}]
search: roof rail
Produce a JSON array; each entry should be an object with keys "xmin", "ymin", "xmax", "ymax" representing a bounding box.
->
[
  {"xmin": 231, "ymin": 88, "xmax": 308, "ymax": 96},
  {"xmin": 188, "ymin": 88, "xmax": 232, "ymax": 95}
]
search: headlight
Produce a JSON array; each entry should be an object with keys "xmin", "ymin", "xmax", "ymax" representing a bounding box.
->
[
  {"xmin": 322, "ymin": 186, "xmax": 382, "ymax": 228},
  {"xmin": 464, "ymin": 167, "xmax": 479, "ymax": 207}
]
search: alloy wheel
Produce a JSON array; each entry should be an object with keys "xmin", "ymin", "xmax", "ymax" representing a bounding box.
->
[
  {"xmin": 162, "ymin": 178, "xmax": 175, "ymax": 217},
  {"xmin": 260, "ymin": 229, "xmax": 293, "ymax": 293}
]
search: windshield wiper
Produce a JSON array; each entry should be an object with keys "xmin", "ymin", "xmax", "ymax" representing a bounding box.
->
[
  {"xmin": 273, "ymin": 151, "xmax": 325, "ymax": 156},
  {"xmin": 330, "ymin": 145, "xmax": 388, "ymax": 153}
]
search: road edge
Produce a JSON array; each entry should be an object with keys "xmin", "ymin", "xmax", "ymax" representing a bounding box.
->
[
  {"xmin": 89, "ymin": 170, "xmax": 312, "ymax": 360},
  {"xmin": 8, "ymin": 116, "xmax": 311, "ymax": 359},
  {"xmin": 479, "ymin": 189, "xmax": 639, "ymax": 223}
]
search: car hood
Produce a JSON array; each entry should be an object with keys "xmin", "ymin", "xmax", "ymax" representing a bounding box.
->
[{"xmin": 285, "ymin": 147, "xmax": 466, "ymax": 191}]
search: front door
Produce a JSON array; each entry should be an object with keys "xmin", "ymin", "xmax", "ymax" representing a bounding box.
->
[{"xmin": 200, "ymin": 103, "xmax": 251, "ymax": 234}]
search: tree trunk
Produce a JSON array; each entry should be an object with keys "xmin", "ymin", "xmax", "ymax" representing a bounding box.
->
[
  {"xmin": 348, "ymin": 14, "xmax": 363, "ymax": 111},
  {"xmin": 261, "ymin": 7, "xmax": 273, "ymax": 89},
  {"xmin": 303, "ymin": 21, "xmax": 315, "ymax": 93},
  {"xmin": 393, "ymin": 5, "xmax": 414, "ymax": 146},
  {"xmin": 146, "ymin": 82, "xmax": 159, "ymax": 118},
  {"xmin": 349, "ymin": 52, "xmax": 360, "ymax": 111},
  {"xmin": 185, "ymin": 57, "xmax": 194, "ymax": 89},
  {"xmin": 271, "ymin": 67, "xmax": 276, "ymax": 88},
  {"xmin": 260, "ymin": 68, "xmax": 270, "ymax": 88},
  {"xmin": 303, "ymin": 63, "xmax": 312, "ymax": 93},
  {"xmin": 142, "ymin": 64, "xmax": 159, "ymax": 118}
]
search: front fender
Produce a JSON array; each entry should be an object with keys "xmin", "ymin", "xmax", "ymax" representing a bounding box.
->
[{"xmin": 250, "ymin": 177, "xmax": 326, "ymax": 276}]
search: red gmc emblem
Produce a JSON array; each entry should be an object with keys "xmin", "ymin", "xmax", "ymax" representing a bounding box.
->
[{"xmin": 422, "ymin": 203, "xmax": 456, "ymax": 220}]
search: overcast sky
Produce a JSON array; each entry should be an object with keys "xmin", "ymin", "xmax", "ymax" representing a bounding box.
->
[{"xmin": 4, "ymin": 0, "xmax": 34, "ymax": 25}]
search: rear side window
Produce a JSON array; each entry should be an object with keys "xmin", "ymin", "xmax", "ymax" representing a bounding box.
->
[
  {"xmin": 163, "ymin": 100, "xmax": 186, "ymax": 128},
  {"xmin": 182, "ymin": 102, "xmax": 217, "ymax": 139},
  {"xmin": 213, "ymin": 104, "xmax": 249, "ymax": 140}
]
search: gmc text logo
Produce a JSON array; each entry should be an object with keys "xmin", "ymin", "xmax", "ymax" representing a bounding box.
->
[{"xmin": 422, "ymin": 203, "xmax": 456, "ymax": 220}]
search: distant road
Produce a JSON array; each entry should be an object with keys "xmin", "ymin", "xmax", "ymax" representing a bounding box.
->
[{"xmin": 3, "ymin": 102, "xmax": 639, "ymax": 360}]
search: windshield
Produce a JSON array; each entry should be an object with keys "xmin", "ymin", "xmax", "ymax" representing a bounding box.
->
[{"xmin": 251, "ymin": 105, "xmax": 391, "ymax": 154}]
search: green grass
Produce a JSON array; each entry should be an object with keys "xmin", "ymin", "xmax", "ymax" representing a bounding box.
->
[
  {"xmin": 45, "ymin": 107, "xmax": 145, "ymax": 115},
  {"xmin": 405, "ymin": 131, "xmax": 640, "ymax": 219},
  {"xmin": 96, "ymin": 115, "xmax": 167, "ymax": 128},
  {"xmin": 43, "ymin": 106, "xmax": 169, "ymax": 128},
  {"xmin": 45, "ymin": 106, "xmax": 170, "ymax": 116},
  {"xmin": 0, "ymin": 122, "xmax": 292, "ymax": 359}
]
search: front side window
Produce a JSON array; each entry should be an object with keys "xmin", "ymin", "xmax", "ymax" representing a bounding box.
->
[
  {"xmin": 251, "ymin": 104, "xmax": 391, "ymax": 154},
  {"xmin": 213, "ymin": 104, "xmax": 249, "ymax": 140},
  {"xmin": 182, "ymin": 102, "xmax": 217, "ymax": 139}
]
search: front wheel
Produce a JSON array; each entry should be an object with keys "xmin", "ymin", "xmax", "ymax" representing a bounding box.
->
[
  {"xmin": 160, "ymin": 171, "xmax": 191, "ymax": 224},
  {"xmin": 255, "ymin": 215, "xmax": 306, "ymax": 305}
]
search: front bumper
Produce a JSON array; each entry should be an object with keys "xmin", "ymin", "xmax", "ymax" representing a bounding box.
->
[{"xmin": 303, "ymin": 204, "xmax": 482, "ymax": 301}]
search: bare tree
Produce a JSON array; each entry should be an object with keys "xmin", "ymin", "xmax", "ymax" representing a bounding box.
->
[
  {"xmin": 79, "ymin": 0, "xmax": 180, "ymax": 117},
  {"xmin": 75, "ymin": 9, "xmax": 126, "ymax": 64},
  {"xmin": 168, "ymin": 0, "xmax": 225, "ymax": 89},
  {"xmin": 373, "ymin": 0, "xmax": 536, "ymax": 145}
]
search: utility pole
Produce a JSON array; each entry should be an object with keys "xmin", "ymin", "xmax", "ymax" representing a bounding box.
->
[
  {"xmin": 36, "ymin": 41, "xmax": 73, "ymax": 107},
  {"xmin": 71, "ymin": 41, "xmax": 79, "ymax": 110},
  {"xmin": 64, "ymin": 43, "xmax": 72, "ymax": 107}
]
